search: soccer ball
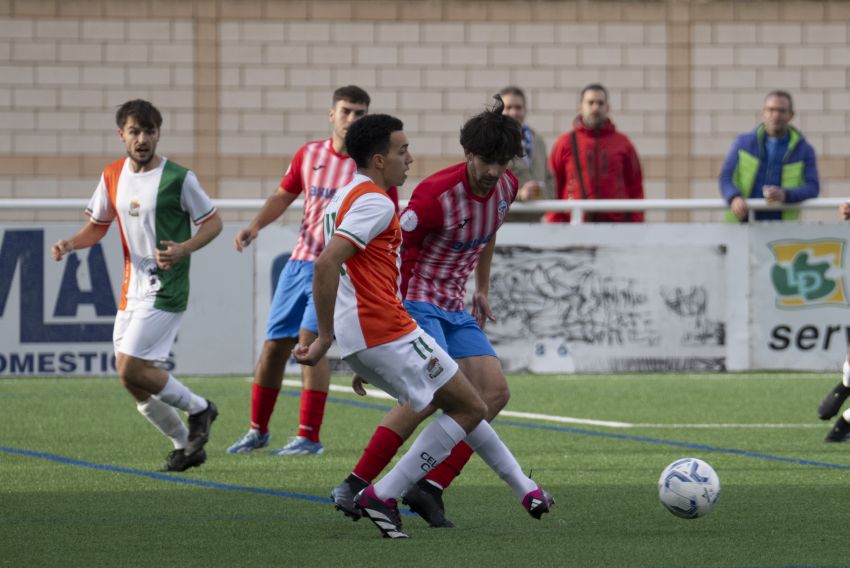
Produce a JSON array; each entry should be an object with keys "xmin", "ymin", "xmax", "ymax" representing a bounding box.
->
[{"xmin": 658, "ymin": 457, "xmax": 721, "ymax": 519}]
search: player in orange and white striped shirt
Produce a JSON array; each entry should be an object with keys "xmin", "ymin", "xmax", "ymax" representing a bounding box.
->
[
  {"xmin": 332, "ymin": 97, "xmax": 552, "ymax": 530},
  {"xmin": 294, "ymin": 114, "xmax": 552, "ymax": 539}
]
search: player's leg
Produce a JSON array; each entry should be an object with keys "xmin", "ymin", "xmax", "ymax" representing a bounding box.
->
[
  {"xmin": 331, "ymin": 307, "xmax": 451, "ymax": 517},
  {"xmin": 371, "ymin": 369, "xmax": 486, "ymax": 495},
  {"xmin": 115, "ymin": 309, "xmax": 216, "ymax": 467},
  {"xmin": 228, "ymin": 261, "xmax": 308, "ymax": 453},
  {"xmin": 404, "ymin": 311, "xmax": 506, "ymax": 524},
  {"xmin": 357, "ymin": 371, "xmax": 484, "ymax": 538},
  {"xmin": 819, "ymin": 345, "xmax": 850, "ymax": 429},
  {"xmin": 345, "ymin": 332, "xmax": 484, "ymax": 537},
  {"xmin": 418, "ymin": 355, "xmax": 507, "ymax": 488},
  {"xmin": 272, "ymin": 282, "xmax": 329, "ymax": 455},
  {"xmin": 461, "ymin": 419, "xmax": 554, "ymax": 519},
  {"xmin": 394, "ymin": 319, "xmax": 551, "ymax": 521},
  {"xmin": 823, "ymin": 345, "xmax": 850, "ymax": 441},
  {"xmin": 332, "ymin": 402, "xmax": 435, "ymax": 520}
]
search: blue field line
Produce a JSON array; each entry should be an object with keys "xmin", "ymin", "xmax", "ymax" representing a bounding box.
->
[
  {"xmin": 0, "ymin": 444, "xmax": 415, "ymax": 515},
  {"xmin": 0, "ymin": 445, "xmax": 333, "ymax": 501},
  {"xmin": 493, "ymin": 419, "xmax": 850, "ymax": 471}
]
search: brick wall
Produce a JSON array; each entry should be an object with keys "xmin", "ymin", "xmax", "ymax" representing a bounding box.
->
[{"xmin": 1, "ymin": 0, "xmax": 848, "ymax": 223}]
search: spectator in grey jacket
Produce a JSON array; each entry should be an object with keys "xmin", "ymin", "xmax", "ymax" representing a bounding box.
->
[{"xmin": 499, "ymin": 86, "xmax": 554, "ymax": 205}]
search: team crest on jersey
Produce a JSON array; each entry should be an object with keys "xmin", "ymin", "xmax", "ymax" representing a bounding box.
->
[
  {"xmin": 497, "ymin": 200, "xmax": 508, "ymax": 220},
  {"xmin": 400, "ymin": 209, "xmax": 418, "ymax": 232},
  {"xmin": 426, "ymin": 356, "xmax": 444, "ymax": 379},
  {"xmin": 129, "ymin": 198, "xmax": 141, "ymax": 217}
]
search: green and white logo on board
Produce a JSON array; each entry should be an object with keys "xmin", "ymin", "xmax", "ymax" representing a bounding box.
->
[{"xmin": 769, "ymin": 239, "xmax": 847, "ymax": 308}]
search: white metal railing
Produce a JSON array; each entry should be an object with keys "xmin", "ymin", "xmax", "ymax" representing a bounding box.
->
[{"xmin": 1, "ymin": 197, "xmax": 847, "ymax": 224}]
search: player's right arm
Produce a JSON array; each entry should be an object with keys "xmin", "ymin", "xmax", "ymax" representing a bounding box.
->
[
  {"xmin": 236, "ymin": 148, "xmax": 306, "ymax": 251},
  {"xmin": 235, "ymin": 187, "xmax": 299, "ymax": 251},
  {"xmin": 51, "ymin": 221, "xmax": 110, "ymax": 261}
]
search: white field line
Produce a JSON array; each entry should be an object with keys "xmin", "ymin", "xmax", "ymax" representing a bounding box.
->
[
  {"xmin": 275, "ymin": 378, "xmax": 822, "ymax": 430},
  {"xmin": 553, "ymin": 374, "xmax": 837, "ymax": 381}
]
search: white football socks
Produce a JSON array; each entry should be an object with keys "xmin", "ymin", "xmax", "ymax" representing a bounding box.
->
[
  {"xmin": 465, "ymin": 420, "xmax": 538, "ymax": 500},
  {"xmin": 137, "ymin": 397, "xmax": 189, "ymax": 449},
  {"xmin": 842, "ymin": 359, "xmax": 850, "ymax": 388},
  {"xmin": 373, "ymin": 414, "xmax": 466, "ymax": 501},
  {"xmin": 155, "ymin": 375, "xmax": 208, "ymax": 415}
]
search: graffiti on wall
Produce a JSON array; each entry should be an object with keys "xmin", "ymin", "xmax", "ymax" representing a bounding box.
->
[{"xmin": 479, "ymin": 245, "xmax": 725, "ymax": 372}]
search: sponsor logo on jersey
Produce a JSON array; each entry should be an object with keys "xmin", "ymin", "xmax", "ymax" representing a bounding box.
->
[
  {"xmin": 309, "ymin": 186, "xmax": 337, "ymax": 199},
  {"xmin": 129, "ymin": 199, "xmax": 141, "ymax": 217},
  {"xmin": 451, "ymin": 233, "xmax": 493, "ymax": 252}
]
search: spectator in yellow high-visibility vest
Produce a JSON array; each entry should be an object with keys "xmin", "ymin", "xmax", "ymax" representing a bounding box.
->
[{"xmin": 719, "ymin": 90, "xmax": 819, "ymax": 222}]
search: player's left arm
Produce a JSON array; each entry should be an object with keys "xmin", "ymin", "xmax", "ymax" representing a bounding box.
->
[
  {"xmin": 157, "ymin": 213, "xmax": 223, "ymax": 270},
  {"xmin": 293, "ymin": 235, "xmax": 358, "ymax": 366},
  {"xmin": 157, "ymin": 172, "xmax": 223, "ymax": 270},
  {"xmin": 472, "ymin": 236, "xmax": 497, "ymax": 329}
]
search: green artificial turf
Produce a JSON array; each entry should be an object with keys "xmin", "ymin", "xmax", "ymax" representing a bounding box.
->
[{"xmin": 1, "ymin": 373, "xmax": 848, "ymax": 567}]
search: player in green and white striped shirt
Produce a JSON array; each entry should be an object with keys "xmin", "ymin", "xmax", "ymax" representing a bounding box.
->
[{"xmin": 52, "ymin": 100, "xmax": 222, "ymax": 473}]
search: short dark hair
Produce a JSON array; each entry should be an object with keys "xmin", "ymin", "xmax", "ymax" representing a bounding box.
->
[
  {"xmin": 345, "ymin": 114, "xmax": 404, "ymax": 169},
  {"xmin": 332, "ymin": 85, "xmax": 371, "ymax": 108},
  {"xmin": 459, "ymin": 95, "xmax": 524, "ymax": 164},
  {"xmin": 115, "ymin": 99, "xmax": 162, "ymax": 130},
  {"xmin": 580, "ymin": 83, "xmax": 609, "ymax": 104},
  {"xmin": 498, "ymin": 85, "xmax": 526, "ymax": 104},
  {"xmin": 765, "ymin": 90, "xmax": 794, "ymax": 113}
]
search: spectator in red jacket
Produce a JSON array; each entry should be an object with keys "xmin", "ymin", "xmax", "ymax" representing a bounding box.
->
[{"xmin": 547, "ymin": 84, "xmax": 644, "ymax": 223}]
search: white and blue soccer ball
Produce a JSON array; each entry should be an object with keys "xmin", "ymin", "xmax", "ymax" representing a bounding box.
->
[{"xmin": 658, "ymin": 457, "xmax": 721, "ymax": 519}]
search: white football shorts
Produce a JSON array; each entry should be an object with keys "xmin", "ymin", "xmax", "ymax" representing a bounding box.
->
[
  {"xmin": 344, "ymin": 327, "xmax": 459, "ymax": 412},
  {"xmin": 113, "ymin": 307, "xmax": 183, "ymax": 362}
]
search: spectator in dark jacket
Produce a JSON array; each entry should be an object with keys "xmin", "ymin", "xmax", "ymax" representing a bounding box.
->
[
  {"xmin": 547, "ymin": 84, "xmax": 644, "ymax": 223},
  {"xmin": 719, "ymin": 90, "xmax": 819, "ymax": 222}
]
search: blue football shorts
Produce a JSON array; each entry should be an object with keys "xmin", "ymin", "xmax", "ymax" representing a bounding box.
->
[
  {"xmin": 403, "ymin": 300, "xmax": 497, "ymax": 359},
  {"xmin": 266, "ymin": 260, "xmax": 319, "ymax": 340}
]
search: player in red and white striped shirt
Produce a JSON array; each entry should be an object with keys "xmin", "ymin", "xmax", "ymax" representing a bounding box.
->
[
  {"xmin": 331, "ymin": 97, "xmax": 553, "ymax": 527},
  {"xmin": 228, "ymin": 86, "xmax": 399, "ymax": 456}
]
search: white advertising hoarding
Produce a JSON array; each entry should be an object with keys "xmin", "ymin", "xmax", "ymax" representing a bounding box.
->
[
  {"xmin": 485, "ymin": 224, "xmax": 729, "ymax": 372},
  {"xmin": 749, "ymin": 224, "xmax": 850, "ymax": 370},
  {"xmin": 0, "ymin": 224, "xmax": 253, "ymax": 376},
  {"xmin": 3, "ymin": 221, "xmax": 848, "ymax": 376}
]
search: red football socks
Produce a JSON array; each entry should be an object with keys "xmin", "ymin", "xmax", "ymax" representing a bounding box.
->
[
  {"xmin": 425, "ymin": 440, "xmax": 474, "ymax": 489},
  {"xmin": 352, "ymin": 425, "xmax": 404, "ymax": 482},
  {"xmin": 297, "ymin": 389, "xmax": 328, "ymax": 443},
  {"xmin": 250, "ymin": 383, "xmax": 280, "ymax": 435}
]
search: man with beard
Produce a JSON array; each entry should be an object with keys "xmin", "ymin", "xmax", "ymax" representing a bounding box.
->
[
  {"xmin": 52, "ymin": 99, "xmax": 221, "ymax": 472},
  {"xmin": 547, "ymin": 83, "xmax": 644, "ymax": 223}
]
